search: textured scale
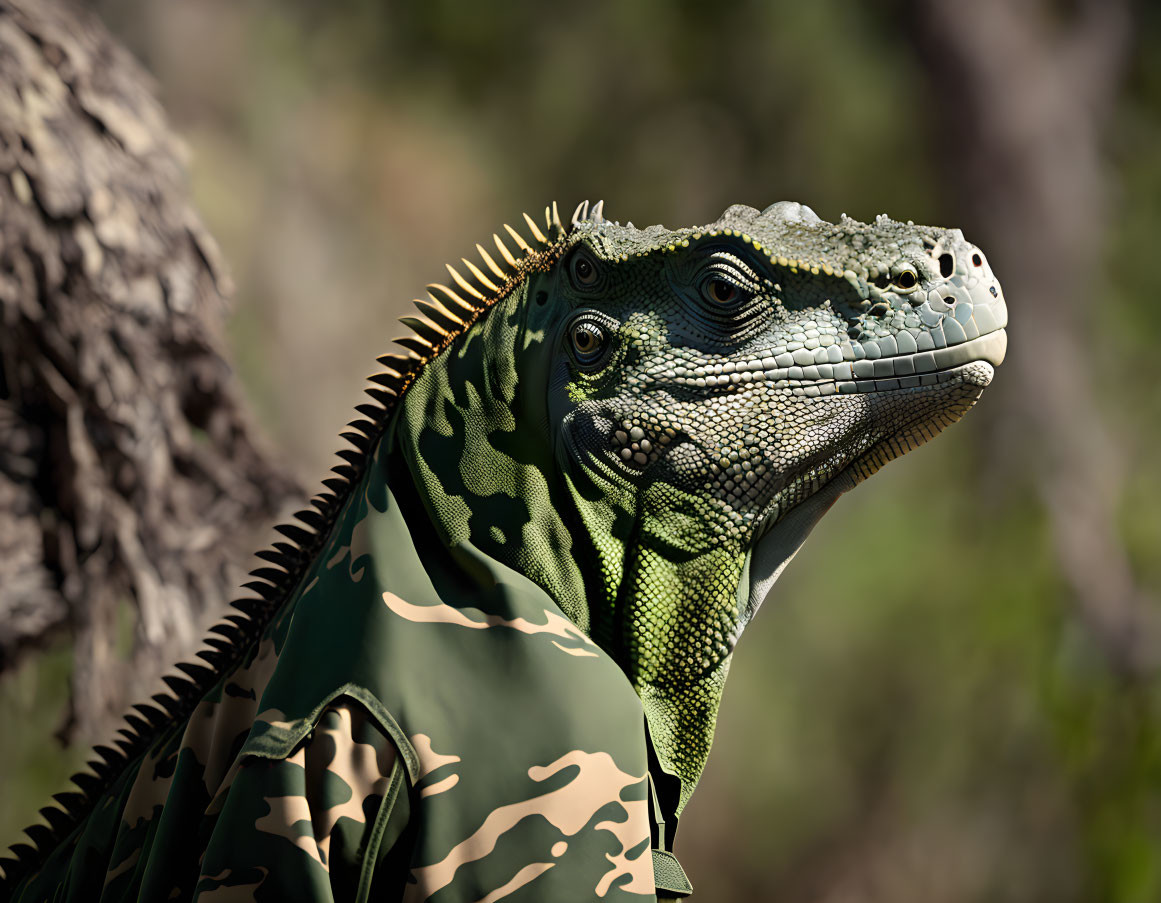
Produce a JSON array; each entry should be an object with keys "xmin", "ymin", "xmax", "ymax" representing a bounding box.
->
[{"xmin": 2, "ymin": 201, "xmax": 1005, "ymax": 902}]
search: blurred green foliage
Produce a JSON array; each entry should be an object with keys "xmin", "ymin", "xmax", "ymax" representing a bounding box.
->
[{"xmin": 3, "ymin": 1, "xmax": 1160, "ymax": 899}]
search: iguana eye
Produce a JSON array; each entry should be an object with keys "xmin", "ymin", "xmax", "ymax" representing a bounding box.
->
[
  {"xmin": 569, "ymin": 319, "xmax": 607, "ymax": 366},
  {"xmin": 696, "ymin": 252, "xmax": 759, "ymax": 312},
  {"xmin": 706, "ymin": 279, "xmax": 739, "ymax": 305},
  {"xmin": 569, "ymin": 250, "xmax": 599, "ymax": 288}
]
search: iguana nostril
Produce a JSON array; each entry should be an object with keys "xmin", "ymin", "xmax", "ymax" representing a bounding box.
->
[
  {"xmin": 894, "ymin": 270, "xmax": 917, "ymax": 290},
  {"xmin": 938, "ymin": 253, "xmax": 954, "ymax": 278},
  {"xmin": 972, "ymin": 252, "xmax": 983, "ymax": 267}
]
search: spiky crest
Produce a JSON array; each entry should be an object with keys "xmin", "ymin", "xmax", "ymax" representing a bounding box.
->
[{"xmin": 0, "ymin": 202, "xmax": 602, "ymax": 888}]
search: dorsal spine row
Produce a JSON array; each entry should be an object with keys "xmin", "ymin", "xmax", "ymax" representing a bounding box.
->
[{"xmin": 0, "ymin": 202, "xmax": 590, "ymax": 889}]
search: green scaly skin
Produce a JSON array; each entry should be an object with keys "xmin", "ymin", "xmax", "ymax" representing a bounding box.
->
[{"xmin": 1, "ymin": 200, "xmax": 1006, "ymax": 901}]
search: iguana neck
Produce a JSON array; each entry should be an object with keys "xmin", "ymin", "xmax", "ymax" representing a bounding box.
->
[
  {"xmin": 393, "ymin": 282, "xmax": 747, "ymax": 812},
  {"xmin": 394, "ymin": 282, "xmax": 596, "ymax": 632}
]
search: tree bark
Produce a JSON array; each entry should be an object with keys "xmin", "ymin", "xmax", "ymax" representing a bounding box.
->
[
  {"xmin": 0, "ymin": 0, "xmax": 301, "ymax": 739},
  {"xmin": 907, "ymin": 0, "xmax": 1157, "ymax": 676}
]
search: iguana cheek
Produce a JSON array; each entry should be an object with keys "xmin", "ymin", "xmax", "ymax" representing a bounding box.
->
[{"xmin": 608, "ymin": 419, "xmax": 674, "ymax": 468}]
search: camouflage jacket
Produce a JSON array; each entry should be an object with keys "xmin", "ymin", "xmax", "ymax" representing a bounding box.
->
[{"xmin": 12, "ymin": 426, "xmax": 686, "ymax": 901}]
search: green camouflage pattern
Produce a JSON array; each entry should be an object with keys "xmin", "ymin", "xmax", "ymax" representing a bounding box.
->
[
  {"xmin": 9, "ymin": 426, "xmax": 656, "ymax": 901},
  {"xmin": 3, "ymin": 201, "xmax": 1006, "ymax": 901}
]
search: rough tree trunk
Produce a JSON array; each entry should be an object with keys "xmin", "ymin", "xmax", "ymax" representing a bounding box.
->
[
  {"xmin": 907, "ymin": 0, "xmax": 1157, "ymax": 676},
  {"xmin": 0, "ymin": 0, "xmax": 301, "ymax": 739}
]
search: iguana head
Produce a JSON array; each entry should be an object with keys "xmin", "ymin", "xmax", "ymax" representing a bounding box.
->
[{"xmin": 395, "ymin": 200, "xmax": 1006, "ymax": 810}]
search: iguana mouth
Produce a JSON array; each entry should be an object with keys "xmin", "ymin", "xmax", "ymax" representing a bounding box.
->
[
  {"xmin": 599, "ymin": 329, "xmax": 1008, "ymax": 487},
  {"xmin": 834, "ymin": 328, "xmax": 1007, "ymax": 393},
  {"xmin": 657, "ymin": 329, "xmax": 1007, "ymax": 398}
]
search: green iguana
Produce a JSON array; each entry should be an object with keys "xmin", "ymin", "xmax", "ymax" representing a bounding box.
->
[{"xmin": 0, "ymin": 200, "xmax": 1007, "ymax": 902}]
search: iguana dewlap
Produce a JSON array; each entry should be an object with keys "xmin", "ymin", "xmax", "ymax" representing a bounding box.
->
[{"xmin": 2, "ymin": 201, "xmax": 1007, "ymax": 902}]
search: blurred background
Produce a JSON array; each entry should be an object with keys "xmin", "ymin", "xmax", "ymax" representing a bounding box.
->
[{"xmin": 3, "ymin": 0, "xmax": 1161, "ymax": 899}]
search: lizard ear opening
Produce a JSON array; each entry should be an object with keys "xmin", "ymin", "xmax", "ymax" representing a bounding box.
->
[
  {"xmin": 567, "ymin": 246, "xmax": 603, "ymax": 291},
  {"xmin": 571, "ymin": 255, "xmax": 598, "ymax": 286}
]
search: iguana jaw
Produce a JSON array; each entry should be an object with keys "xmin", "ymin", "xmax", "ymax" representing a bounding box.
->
[
  {"xmin": 747, "ymin": 343, "xmax": 1005, "ymax": 615},
  {"xmin": 749, "ymin": 330, "xmax": 1005, "ymax": 546},
  {"xmin": 747, "ymin": 327, "xmax": 1003, "ymax": 594}
]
